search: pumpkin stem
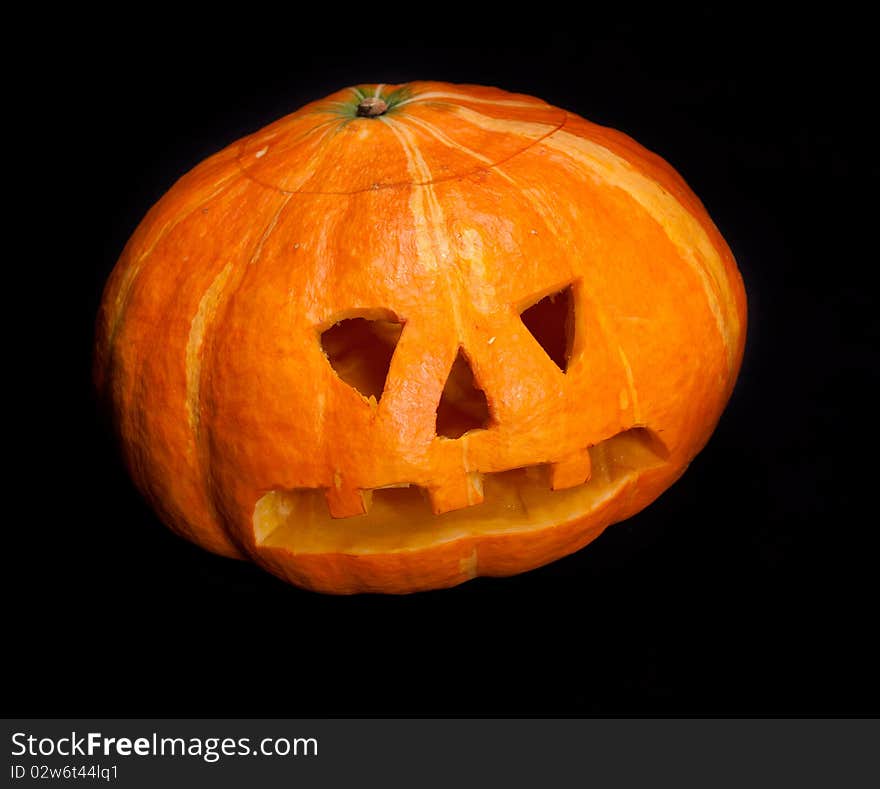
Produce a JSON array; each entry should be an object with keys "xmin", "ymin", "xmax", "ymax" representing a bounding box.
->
[{"xmin": 356, "ymin": 97, "xmax": 388, "ymax": 117}]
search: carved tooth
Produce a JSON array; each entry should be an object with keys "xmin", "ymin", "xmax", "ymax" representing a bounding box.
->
[
  {"xmin": 549, "ymin": 448, "xmax": 593, "ymax": 490},
  {"xmin": 324, "ymin": 486, "xmax": 373, "ymax": 518},
  {"xmin": 427, "ymin": 472, "xmax": 484, "ymax": 515}
]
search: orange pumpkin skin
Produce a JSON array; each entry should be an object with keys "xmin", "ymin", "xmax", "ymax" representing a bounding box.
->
[{"xmin": 95, "ymin": 82, "xmax": 746, "ymax": 594}]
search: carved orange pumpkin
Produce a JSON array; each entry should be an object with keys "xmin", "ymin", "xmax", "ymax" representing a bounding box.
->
[{"xmin": 95, "ymin": 82, "xmax": 746, "ymax": 594}]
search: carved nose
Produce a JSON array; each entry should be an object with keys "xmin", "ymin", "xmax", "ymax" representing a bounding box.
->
[
  {"xmin": 434, "ymin": 348, "xmax": 491, "ymax": 439},
  {"xmin": 320, "ymin": 341, "xmax": 492, "ymax": 518}
]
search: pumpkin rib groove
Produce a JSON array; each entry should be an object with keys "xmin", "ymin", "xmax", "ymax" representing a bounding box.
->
[
  {"xmin": 185, "ymin": 262, "xmax": 236, "ymax": 434},
  {"xmin": 382, "ymin": 115, "xmax": 466, "ymax": 344},
  {"xmin": 233, "ymin": 115, "xmax": 342, "ymax": 189},
  {"xmin": 102, "ymin": 172, "xmax": 243, "ymax": 378},
  {"xmin": 234, "ymin": 119, "xmax": 341, "ymax": 195},
  {"xmin": 395, "ymin": 114, "xmax": 495, "ymax": 167},
  {"xmin": 448, "ymin": 104, "xmax": 560, "ymax": 141},
  {"xmin": 395, "ymin": 89, "xmax": 547, "ymax": 110},
  {"xmin": 542, "ymin": 130, "xmax": 739, "ymax": 372},
  {"xmin": 107, "ymin": 176, "xmax": 253, "ymax": 557},
  {"xmin": 197, "ymin": 191, "xmax": 295, "ymax": 555}
]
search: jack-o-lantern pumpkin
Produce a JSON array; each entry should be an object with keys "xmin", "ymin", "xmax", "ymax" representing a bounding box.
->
[{"xmin": 95, "ymin": 82, "xmax": 746, "ymax": 594}]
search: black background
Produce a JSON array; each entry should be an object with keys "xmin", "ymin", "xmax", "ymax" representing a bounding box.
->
[{"xmin": 13, "ymin": 11, "xmax": 877, "ymax": 716}]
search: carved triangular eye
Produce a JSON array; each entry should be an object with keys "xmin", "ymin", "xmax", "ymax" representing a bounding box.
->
[
  {"xmin": 436, "ymin": 349, "xmax": 491, "ymax": 439},
  {"xmin": 321, "ymin": 316, "xmax": 402, "ymax": 402},
  {"xmin": 519, "ymin": 284, "xmax": 574, "ymax": 372}
]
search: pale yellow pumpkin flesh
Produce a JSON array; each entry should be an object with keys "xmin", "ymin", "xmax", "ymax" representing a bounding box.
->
[{"xmin": 254, "ymin": 427, "xmax": 668, "ymax": 554}]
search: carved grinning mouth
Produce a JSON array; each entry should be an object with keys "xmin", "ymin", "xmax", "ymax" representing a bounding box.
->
[{"xmin": 253, "ymin": 427, "xmax": 668, "ymax": 554}]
